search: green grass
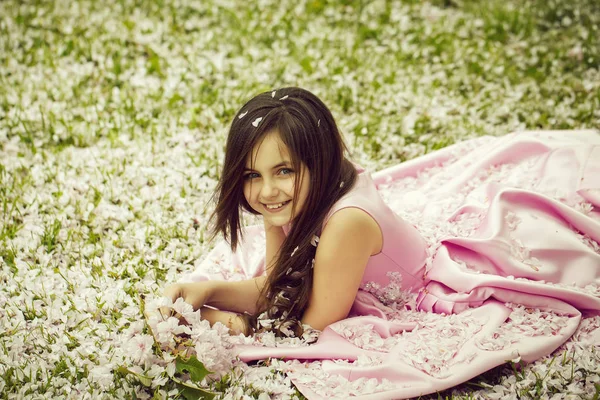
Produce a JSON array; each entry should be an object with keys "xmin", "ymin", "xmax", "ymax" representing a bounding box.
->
[{"xmin": 0, "ymin": 0, "xmax": 599, "ymax": 398}]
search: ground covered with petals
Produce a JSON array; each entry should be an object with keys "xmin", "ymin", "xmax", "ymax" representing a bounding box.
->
[{"xmin": 1, "ymin": 0, "xmax": 599, "ymax": 398}]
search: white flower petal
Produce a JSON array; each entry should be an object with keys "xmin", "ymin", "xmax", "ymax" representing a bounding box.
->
[{"xmin": 252, "ymin": 117, "xmax": 263, "ymax": 127}]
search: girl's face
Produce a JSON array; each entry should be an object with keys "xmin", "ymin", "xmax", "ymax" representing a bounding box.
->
[{"xmin": 243, "ymin": 130, "xmax": 310, "ymax": 227}]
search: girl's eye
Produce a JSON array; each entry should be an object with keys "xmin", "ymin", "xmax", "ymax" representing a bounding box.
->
[
  {"xmin": 279, "ymin": 168, "xmax": 293, "ymax": 175},
  {"xmin": 244, "ymin": 172, "xmax": 260, "ymax": 180}
]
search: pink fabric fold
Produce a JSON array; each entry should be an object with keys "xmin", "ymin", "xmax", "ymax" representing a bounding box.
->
[
  {"xmin": 184, "ymin": 130, "xmax": 600, "ymax": 399},
  {"xmin": 578, "ymin": 146, "xmax": 600, "ymax": 207}
]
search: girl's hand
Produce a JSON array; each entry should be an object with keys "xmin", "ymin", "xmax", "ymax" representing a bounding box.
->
[
  {"xmin": 161, "ymin": 281, "xmax": 213, "ymax": 317},
  {"xmin": 200, "ymin": 307, "xmax": 248, "ymax": 335}
]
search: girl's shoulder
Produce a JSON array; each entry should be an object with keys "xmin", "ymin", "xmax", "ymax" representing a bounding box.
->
[
  {"xmin": 323, "ymin": 167, "xmax": 385, "ymax": 227},
  {"xmin": 322, "ymin": 206, "xmax": 383, "ymax": 256},
  {"xmin": 321, "ymin": 168, "xmax": 384, "ymax": 255}
]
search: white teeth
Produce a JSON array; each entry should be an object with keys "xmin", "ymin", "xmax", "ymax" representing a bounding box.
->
[{"xmin": 265, "ymin": 201, "xmax": 288, "ymax": 210}]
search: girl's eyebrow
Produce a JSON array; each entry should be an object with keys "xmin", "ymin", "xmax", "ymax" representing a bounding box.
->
[{"xmin": 244, "ymin": 161, "xmax": 292, "ymax": 171}]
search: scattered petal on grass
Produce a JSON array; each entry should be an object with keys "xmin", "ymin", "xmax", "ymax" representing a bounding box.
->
[{"xmin": 0, "ymin": 0, "xmax": 598, "ymax": 398}]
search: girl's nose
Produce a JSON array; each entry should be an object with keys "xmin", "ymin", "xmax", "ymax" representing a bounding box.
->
[{"xmin": 260, "ymin": 180, "xmax": 279, "ymax": 199}]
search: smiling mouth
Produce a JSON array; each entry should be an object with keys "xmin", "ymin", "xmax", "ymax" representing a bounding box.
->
[{"xmin": 263, "ymin": 200, "xmax": 291, "ymax": 211}]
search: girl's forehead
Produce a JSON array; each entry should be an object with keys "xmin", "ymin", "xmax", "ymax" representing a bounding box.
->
[{"xmin": 246, "ymin": 130, "xmax": 292, "ymax": 167}]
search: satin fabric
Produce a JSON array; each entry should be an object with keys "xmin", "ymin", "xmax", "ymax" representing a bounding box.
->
[{"xmin": 182, "ymin": 130, "xmax": 600, "ymax": 399}]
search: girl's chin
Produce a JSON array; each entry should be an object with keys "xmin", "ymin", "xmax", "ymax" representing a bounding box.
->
[{"xmin": 263, "ymin": 215, "xmax": 292, "ymax": 227}]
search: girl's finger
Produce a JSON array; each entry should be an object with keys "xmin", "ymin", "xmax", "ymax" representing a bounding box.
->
[{"xmin": 159, "ymin": 306, "xmax": 173, "ymax": 320}]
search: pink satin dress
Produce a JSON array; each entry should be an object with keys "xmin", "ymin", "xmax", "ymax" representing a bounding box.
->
[
  {"xmin": 323, "ymin": 167, "xmax": 428, "ymax": 299},
  {"xmin": 181, "ymin": 130, "xmax": 600, "ymax": 399}
]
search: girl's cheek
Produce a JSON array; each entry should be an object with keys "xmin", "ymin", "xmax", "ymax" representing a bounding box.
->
[{"xmin": 283, "ymin": 178, "xmax": 295, "ymax": 194}]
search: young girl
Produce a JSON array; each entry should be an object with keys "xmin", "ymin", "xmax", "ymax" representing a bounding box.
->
[
  {"xmin": 164, "ymin": 87, "xmax": 600, "ymax": 398},
  {"xmin": 163, "ymin": 86, "xmax": 426, "ymax": 337}
]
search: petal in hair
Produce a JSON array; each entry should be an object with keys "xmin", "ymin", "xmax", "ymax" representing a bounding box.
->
[
  {"xmin": 271, "ymin": 91, "xmax": 276, "ymax": 98},
  {"xmin": 238, "ymin": 110, "xmax": 248, "ymax": 119},
  {"xmin": 291, "ymin": 246, "xmax": 299, "ymax": 257},
  {"xmin": 317, "ymin": 119, "xmax": 321, "ymax": 127},
  {"xmin": 310, "ymin": 235, "xmax": 320, "ymax": 247},
  {"xmin": 252, "ymin": 117, "xmax": 263, "ymax": 127},
  {"xmin": 279, "ymin": 95, "xmax": 289, "ymax": 100}
]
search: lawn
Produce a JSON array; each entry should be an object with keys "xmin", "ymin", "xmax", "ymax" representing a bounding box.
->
[{"xmin": 1, "ymin": 0, "xmax": 599, "ymax": 398}]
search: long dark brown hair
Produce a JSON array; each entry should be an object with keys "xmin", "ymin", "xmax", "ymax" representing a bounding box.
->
[{"xmin": 210, "ymin": 87, "xmax": 357, "ymax": 336}]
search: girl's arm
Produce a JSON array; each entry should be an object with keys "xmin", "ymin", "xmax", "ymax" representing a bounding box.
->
[
  {"xmin": 164, "ymin": 276, "xmax": 267, "ymax": 315},
  {"xmin": 301, "ymin": 207, "xmax": 382, "ymax": 331},
  {"xmin": 163, "ymin": 277, "xmax": 266, "ymax": 335},
  {"xmin": 204, "ymin": 277, "xmax": 267, "ymax": 313},
  {"xmin": 204, "ymin": 220, "xmax": 285, "ymax": 323},
  {"xmin": 163, "ymin": 219, "xmax": 287, "ymax": 334}
]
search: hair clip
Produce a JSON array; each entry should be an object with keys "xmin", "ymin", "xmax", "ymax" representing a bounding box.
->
[{"xmin": 252, "ymin": 117, "xmax": 263, "ymax": 127}]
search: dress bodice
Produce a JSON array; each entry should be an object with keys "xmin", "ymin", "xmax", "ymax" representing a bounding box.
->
[{"xmin": 322, "ymin": 167, "xmax": 428, "ymax": 300}]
